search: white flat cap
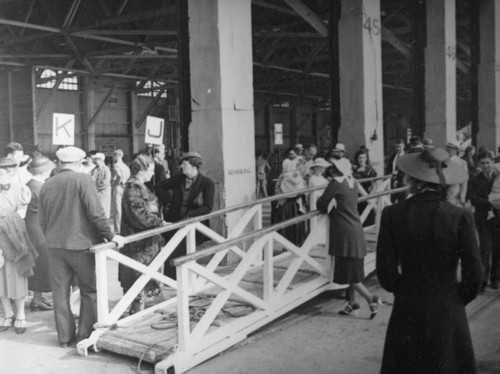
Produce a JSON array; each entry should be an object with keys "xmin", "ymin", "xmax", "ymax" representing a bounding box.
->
[
  {"xmin": 56, "ymin": 146, "xmax": 86, "ymax": 162},
  {"xmin": 91, "ymin": 152, "xmax": 106, "ymax": 161}
]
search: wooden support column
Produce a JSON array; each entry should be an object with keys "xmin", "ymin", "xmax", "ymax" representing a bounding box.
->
[
  {"xmin": 81, "ymin": 77, "xmax": 94, "ymax": 150},
  {"xmin": 424, "ymin": 0, "xmax": 456, "ymax": 145},
  {"xmin": 177, "ymin": 0, "xmax": 191, "ymax": 151},
  {"xmin": 470, "ymin": 0, "xmax": 480, "ymax": 146},
  {"xmin": 328, "ymin": 0, "xmax": 341, "ymax": 146},
  {"xmin": 477, "ymin": 0, "xmax": 500, "ymax": 150},
  {"xmin": 338, "ymin": 0, "xmax": 384, "ymax": 174},
  {"xmin": 7, "ymin": 71, "xmax": 13, "ymax": 142},
  {"xmin": 410, "ymin": 0, "xmax": 426, "ymax": 138},
  {"xmin": 264, "ymin": 102, "xmax": 272, "ymax": 153},
  {"xmin": 129, "ymin": 91, "xmax": 140, "ymax": 153},
  {"xmin": 290, "ymin": 102, "xmax": 297, "ymax": 145},
  {"xmin": 188, "ymin": 0, "xmax": 256, "ymax": 234}
]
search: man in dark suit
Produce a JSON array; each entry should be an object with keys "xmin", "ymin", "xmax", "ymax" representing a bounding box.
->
[
  {"xmin": 39, "ymin": 146, "xmax": 126, "ymax": 347},
  {"xmin": 468, "ymin": 151, "xmax": 500, "ymax": 290},
  {"xmin": 385, "ymin": 139, "xmax": 406, "ymax": 203},
  {"xmin": 155, "ymin": 152, "xmax": 215, "ymax": 279}
]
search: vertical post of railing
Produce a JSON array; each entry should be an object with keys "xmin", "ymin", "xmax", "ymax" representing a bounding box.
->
[
  {"xmin": 263, "ymin": 237, "xmax": 274, "ymax": 306},
  {"xmin": 186, "ymin": 225, "xmax": 197, "ymax": 290},
  {"xmin": 374, "ymin": 182, "xmax": 386, "ymax": 233},
  {"xmin": 255, "ymin": 203, "xmax": 263, "ymax": 261},
  {"xmin": 255, "ymin": 203, "xmax": 263, "ymax": 230},
  {"xmin": 95, "ymin": 250, "xmax": 110, "ymax": 324},
  {"xmin": 176, "ymin": 263, "xmax": 190, "ymax": 351}
]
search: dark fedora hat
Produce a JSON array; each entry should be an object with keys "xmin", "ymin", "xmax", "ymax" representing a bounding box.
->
[
  {"xmin": 397, "ymin": 147, "xmax": 467, "ymax": 185},
  {"xmin": 28, "ymin": 155, "xmax": 56, "ymax": 175}
]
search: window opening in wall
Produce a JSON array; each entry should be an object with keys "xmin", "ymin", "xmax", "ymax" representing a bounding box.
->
[
  {"xmin": 136, "ymin": 80, "xmax": 167, "ymax": 98},
  {"xmin": 36, "ymin": 69, "xmax": 79, "ymax": 91}
]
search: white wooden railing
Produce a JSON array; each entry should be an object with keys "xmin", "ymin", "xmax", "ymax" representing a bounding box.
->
[{"xmin": 78, "ymin": 175, "xmax": 407, "ymax": 373}]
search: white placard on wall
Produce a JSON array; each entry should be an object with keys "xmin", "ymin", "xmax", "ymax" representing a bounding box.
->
[
  {"xmin": 274, "ymin": 123, "xmax": 283, "ymax": 145},
  {"xmin": 145, "ymin": 116, "xmax": 165, "ymax": 145},
  {"xmin": 53, "ymin": 113, "xmax": 75, "ymax": 145}
]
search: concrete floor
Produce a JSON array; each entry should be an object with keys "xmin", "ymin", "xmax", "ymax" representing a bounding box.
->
[{"xmin": 1, "ymin": 272, "xmax": 500, "ymax": 374}]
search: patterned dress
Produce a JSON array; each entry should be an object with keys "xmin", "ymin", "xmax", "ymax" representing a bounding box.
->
[{"xmin": 119, "ymin": 176, "xmax": 164, "ymax": 297}]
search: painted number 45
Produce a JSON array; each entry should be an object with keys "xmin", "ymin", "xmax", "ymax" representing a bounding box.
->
[{"xmin": 364, "ymin": 17, "xmax": 380, "ymax": 35}]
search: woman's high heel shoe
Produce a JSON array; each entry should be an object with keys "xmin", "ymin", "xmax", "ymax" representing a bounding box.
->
[
  {"xmin": 369, "ymin": 295, "xmax": 382, "ymax": 320},
  {"xmin": 338, "ymin": 302, "xmax": 360, "ymax": 316},
  {"xmin": 0, "ymin": 315, "xmax": 14, "ymax": 332}
]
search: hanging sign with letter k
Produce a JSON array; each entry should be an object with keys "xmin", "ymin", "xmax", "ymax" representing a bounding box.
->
[{"xmin": 53, "ymin": 113, "xmax": 75, "ymax": 145}]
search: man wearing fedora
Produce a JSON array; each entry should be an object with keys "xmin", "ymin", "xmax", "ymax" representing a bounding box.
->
[
  {"xmin": 468, "ymin": 151, "xmax": 500, "ymax": 291},
  {"xmin": 155, "ymin": 151, "xmax": 215, "ymax": 280},
  {"xmin": 385, "ymin": 139, "xmax": 406, "ymax": 203},
  {"xmin": 446, "ymin": 141, "xmax": 468, "ymax": 206},
  {"xmin": 39, "ymin": 146, "xmax": 126, "ymax": 347}
]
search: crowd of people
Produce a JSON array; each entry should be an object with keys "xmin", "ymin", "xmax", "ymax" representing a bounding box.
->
[
  {"xmin": 0, "ymin": 141, "xmax": 214, "ymax": 348},
  {"xmin": 0, "ymin": 133, "xmax": 494, "ymax": 372},
  {"xmin": 257, "ymin": 135, "xmax": 491, "ymax": 372}
]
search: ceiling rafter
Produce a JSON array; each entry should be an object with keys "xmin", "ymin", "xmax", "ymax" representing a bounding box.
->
[
  {"xmin": 283, "ymin": 0, "xmax": 328, "ymax": 37},
  {"xmin": 63, "ymin": 0, "xmax": 82, "ymax": 28},
  {"xmin": 19, "ymin": 0, "xmax": 35, "ymax": 37},
  {"xmin": 0, "ymin": 18, "xmax": 177, "ymax": 54}
]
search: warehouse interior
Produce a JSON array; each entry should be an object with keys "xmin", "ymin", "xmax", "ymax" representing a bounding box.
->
[{"xmin": 0, "ymin": 0, "xmax": 479, "ymax": 161}]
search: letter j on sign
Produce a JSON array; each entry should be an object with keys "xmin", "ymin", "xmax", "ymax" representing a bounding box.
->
[
  {"xmin": 53, "ymin": 113, "xmax": 75, "ymax": 145},
  {"xmin": 145, "ymin": 116, "xmax": 165, "ymax": 146}
]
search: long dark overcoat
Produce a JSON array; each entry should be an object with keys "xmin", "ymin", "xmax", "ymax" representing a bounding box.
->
[
  {"xmin": 316, "ymin": 177, "xmax": 366, "ymax": 258},
  {"xmin": 376, "ymin": 191, "xmax": 483, "ymax": 374}
]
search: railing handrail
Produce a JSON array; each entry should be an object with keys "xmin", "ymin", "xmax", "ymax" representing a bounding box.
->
[
  {"xmin": 90, "ymin": 174, "xmax": 394, "ymax": 253},
  {"xmin": 171, "ymin": 185, "xmax": 409, "ymax": 266}
]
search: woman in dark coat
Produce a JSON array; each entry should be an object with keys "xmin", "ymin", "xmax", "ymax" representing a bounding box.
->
[
  {"xmin": 317, "ymin": 162, "xmax": 380, "ymax": 318},
  {"xmin": 26, "ymin": 156, "xmax": 56, "ymax": 311},
  {"xmin": 156, "ymin": 152, "xmax": 215, "ymax": 280},
  {"xmin": 377, "ymin": 147, "xmax": 483, "ymax": 374},
  {"xmin": 274, "ymin": 148, "xmax": 307, "ymax": 246},
  {"xmin": 119, "ymin": 155, "xmax": 165, "ymax": 314}
]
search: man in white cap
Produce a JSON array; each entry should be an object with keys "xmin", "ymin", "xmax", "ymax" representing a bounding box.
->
[
  {"xmin": 110, "ymin": 149, "xmax": 130, "ymax": 234},
  {"xmin": 38, "ymin": 146, "xmax": 125, "ymax": 347},
  {"xmin": 446, "ymin": 141, "xmax": 468, "ymax": 206},
  {"xmin": 331, "ymin": 143, "xmax": 352, "ymax": 175},
  {"xmin": 90, "ymin": 152, "xmax": 111, "ymax": 218}
]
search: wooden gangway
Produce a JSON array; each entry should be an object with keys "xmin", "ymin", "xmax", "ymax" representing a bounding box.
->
[{"xmin": 77, "ymin": 176, "xmax": 405, "ymax": 374}]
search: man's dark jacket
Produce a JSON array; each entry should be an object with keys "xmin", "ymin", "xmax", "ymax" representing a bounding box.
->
[{"xmin": 155, "ymin": 173, "xmax": 215, "ymax": 223}]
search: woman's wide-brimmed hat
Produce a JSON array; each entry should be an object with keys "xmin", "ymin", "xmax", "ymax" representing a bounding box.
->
[
  {"xmin": 311, "ymin": 158, "xmax": 330, "ymax": 169},
  {"xmin": 397, "ymin": 147, "xmax": 467, "ymax": 185},
  {"xmin": 0, "ymin": 157, "xmax": 17, "ymax": 169},
  {"xmin": 28, "ymin": 155, "xmax": 56, "ymax": 175}
]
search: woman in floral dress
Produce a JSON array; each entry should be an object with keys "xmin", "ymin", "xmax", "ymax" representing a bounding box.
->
[{"xmin": 119, "ymin": 155, "xmax": 165, "ymax": 314}]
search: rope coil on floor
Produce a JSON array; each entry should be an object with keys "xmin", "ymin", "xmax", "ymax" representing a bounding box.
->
[{"xmin": 151, "ymin": 294, "xmax": 256, "ymax": 330}]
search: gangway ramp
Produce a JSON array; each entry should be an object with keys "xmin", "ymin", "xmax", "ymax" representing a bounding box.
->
[{"xmin": 77, "ymin": 176, "xmax": 402, "ymax": 374}]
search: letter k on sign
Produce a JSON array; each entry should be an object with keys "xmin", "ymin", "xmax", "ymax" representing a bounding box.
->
[{"xmin": 53, "ymin": 113, "xmax": 75, "ymax": 145}]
